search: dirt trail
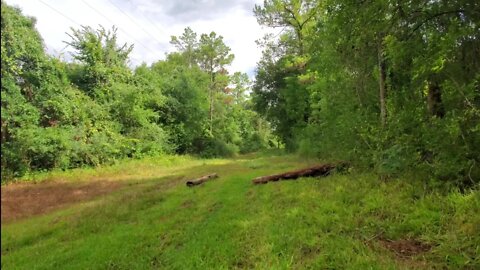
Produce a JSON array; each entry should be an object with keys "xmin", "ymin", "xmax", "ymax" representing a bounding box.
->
[{"xmin": 1, "ymin": 180, "xmax": 122, "ymax": 223}]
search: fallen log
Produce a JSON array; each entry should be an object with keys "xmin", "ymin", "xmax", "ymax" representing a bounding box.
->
[
  {"xmin": 252, "ymin": 164, "xmax": 336, "ymax": 184},
  {"xmin": 186, "ymin": 173, "xmax": 219, "ymax": 187}
]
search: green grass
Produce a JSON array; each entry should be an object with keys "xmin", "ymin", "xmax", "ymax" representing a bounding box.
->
[{"xmin": 2, "ymin": 154, "xmax": 479, "ymax": 269}]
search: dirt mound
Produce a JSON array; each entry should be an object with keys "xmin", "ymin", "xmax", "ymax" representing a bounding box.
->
[
  {"xmin": 380, "ymin": 238, "xmax": 432, "ymax": 258},
  {"xmin": 1, "ymin": 180, "xmax": 122, "ymax": 223}
]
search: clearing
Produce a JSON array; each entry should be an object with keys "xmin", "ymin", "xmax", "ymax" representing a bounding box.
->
[{"xmin": 1, "ymin": 154, "xmax": 479, "ymax": 269}]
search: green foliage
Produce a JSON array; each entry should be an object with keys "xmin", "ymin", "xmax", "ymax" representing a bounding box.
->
[
  {"xmin": 192, "ymin": 137, "xmax": 239, "ymax": 158},
  {"xmin": 165, "ymin": 28, "xmax": 272, "ymax": 157},
  {"xmin": 253, "ymin": 0, "xmax": 480, "ymax": 187},
  {"xmin": 1, "ymin": 2, "xmax": 272, "ymax": 181},
  {"xmin": 65, "ymin": 25, "xmax": 133, "ymax": 95}
]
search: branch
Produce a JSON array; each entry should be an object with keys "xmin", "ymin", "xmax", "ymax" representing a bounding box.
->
[
  {"xmin": 283, "ymin": 5, "xmax": 302, "ymax": 29},
  {"xmin": 299, "ymin": 8, "xmax": 317, "ymax": 29},
  {"xmin": 407, "ymin": 9, "xmax": 466, "ymax": 39}
]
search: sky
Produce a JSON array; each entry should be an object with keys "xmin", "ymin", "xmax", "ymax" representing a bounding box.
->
[{"xmin": 5, "ymin": 0, "xmax": 275, "ymax": 79}]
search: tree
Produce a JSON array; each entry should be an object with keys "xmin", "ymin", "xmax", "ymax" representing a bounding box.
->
[
  {"xmin": 254, "ymin": 0, "xmax": 319, "ymax": 55},
  {"xmin": 147, "ymin": 54, "xmax": 210, "ymax": 154},
  {"xmin": 170, "ymin": 27, "xmax": 198, "ymax": 67},
  {"xmin": 197, "ymin": 31, "xmax": 234, "ymax": 134},
  {"xmin": 229, "ymin": 72, "xmax": 250, "ymax": 105},
  {"xmin": 65, "ymin": 26, "xmax": 133, "ymax": 96}
]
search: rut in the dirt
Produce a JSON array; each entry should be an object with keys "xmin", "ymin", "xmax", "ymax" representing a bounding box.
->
[{"xmin": 1, "ymin": 181, "xmax": 122, "ymax": 223}]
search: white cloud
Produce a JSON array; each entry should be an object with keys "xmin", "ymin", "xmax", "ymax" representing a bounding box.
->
[{"xmin": 5, "ymin": 0, "xmax": 273, "ymax": 79}]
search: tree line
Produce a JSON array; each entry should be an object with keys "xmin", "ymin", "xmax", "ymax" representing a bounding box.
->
[
  {"xmin": 2, "ymin": 0, "xmax": 479, "ymax": 187},
  {"xmin": 252, "ymin": 0, "xmax": 479, "ymax": 187},
  {"xmin": 1, "ymin": 2, "xmax": 272, "ymax": 181}
]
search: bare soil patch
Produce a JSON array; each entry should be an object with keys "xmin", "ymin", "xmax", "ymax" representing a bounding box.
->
[
  {"xmin": 363, "ymin": 238, "xmax": 433, "ymax": 269},
  {"xmin": 1, "ymin": 180, "xmax": 122, "ymax": 223},
  {"xmin": 379, "ymin": 238, "xmax": 432, "ymax": 258}
]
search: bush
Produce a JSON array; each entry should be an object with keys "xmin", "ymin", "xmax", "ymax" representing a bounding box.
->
[
  {"xmin": 240, "ymin": 133, "xmax": 267, "ymax": 154},
  {"xmin": 193, "ymin": 137, "xmax": 239, "ymax": 158}
]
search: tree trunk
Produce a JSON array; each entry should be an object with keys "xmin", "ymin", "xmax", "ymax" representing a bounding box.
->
[
  {"xmin": 252, "ymin": 164, "xmax": 337, "ymax": 184},
  {"xmin": 297, "ymin": 28, "xmax": 304, "ymax": 55},
  {"xmin": 427, "ymin": 80, "xmax": 445, "ymax": 118},
  {"xmin": 378, "ymin": 45, "xmax": 387, "ymax": 127},
  {"xmin": 186, "ymin": 173, "xmax": 219, "ymax": 187},
  {"xmin": 209, "ymin": 68, "xmax": 214, "ymax": 134}
]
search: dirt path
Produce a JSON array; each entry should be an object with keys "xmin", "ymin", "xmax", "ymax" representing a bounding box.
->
[{"xmin": 1, "ymin": 180, "xmax": 122, "ymax": 223}]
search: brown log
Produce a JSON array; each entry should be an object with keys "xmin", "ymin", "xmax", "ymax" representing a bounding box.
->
[
  {"xmin": 252, "ymin": 164, "xmax": 336, "ymax": 185},
  {"xmin": 186, "ymin": 173, "xmax": 219, "ymax": 187}
]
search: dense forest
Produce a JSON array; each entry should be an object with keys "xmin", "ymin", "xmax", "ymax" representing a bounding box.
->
[
  {"xmin": 2, "ymin": 0, "xmax": 479, "ymax": 187},
  {"xmin": 251, "ymin": 0, "xmax": 479, "ymax": 187}
]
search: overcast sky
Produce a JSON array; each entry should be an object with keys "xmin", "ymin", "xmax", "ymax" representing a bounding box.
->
[{"xmin": 5, "ymin": 0, "xmax": 275, "ymax": 79}]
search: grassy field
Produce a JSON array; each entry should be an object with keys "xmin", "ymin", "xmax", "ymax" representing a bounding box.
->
[{"xmin": 1, "ymin": 153, "xmax": 479, "ymax": 269}]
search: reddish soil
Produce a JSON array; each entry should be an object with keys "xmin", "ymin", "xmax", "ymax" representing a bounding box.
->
[
  {"xmin": 1, "ymin": 180, "xmax": 122, "ymax": 223},
  {"xmin": 379, "ymin": 238, "xmax": 432, "ymax": 258}
]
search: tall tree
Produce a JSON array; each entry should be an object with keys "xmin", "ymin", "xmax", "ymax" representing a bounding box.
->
[
  {"xmin": 230, "ymin": 72, "xmax": 250, "ymax": 105},
  {"xmin": 170, "ymin": 27, "xmax": 198, "ymax": 67},
  {"xmin": 197, "ymin": 31, "xmax": 234, "ymax": 134},
  {"xmin": 254, "ymin": 0, "xmax": 319, "ymax": 55}
]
